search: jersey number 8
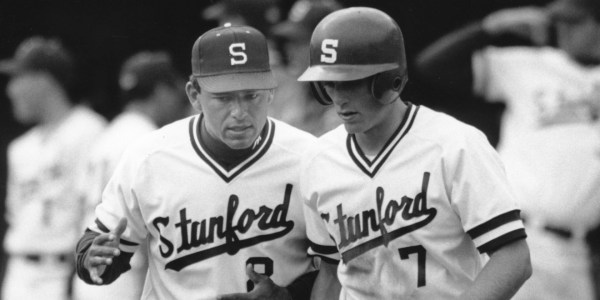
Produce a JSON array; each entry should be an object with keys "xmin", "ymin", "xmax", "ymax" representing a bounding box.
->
[{"xmin": 246, "ymin": 257, "xmax": 274, "ymax": 291}]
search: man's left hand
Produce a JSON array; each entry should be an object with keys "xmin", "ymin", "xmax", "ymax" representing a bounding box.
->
[{"xmin": 217, "ymin": 264, "xmax": 292, "ymax": 300}]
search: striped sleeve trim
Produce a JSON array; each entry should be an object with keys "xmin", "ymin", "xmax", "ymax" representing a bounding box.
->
[
  {"xmin": 92, "ymin": 218, "xmax": 139, "ymax": 247},
  {"xmin": 309, "ymin": 240, "xmax": 338, "ymax": 255},
  {"xmin": 467, "ymin": 210, "xmax": 522, "ymax": 239},
  {"xmin": 95, "ymin": 218, "xmax": 110, "ymax": 233},
  {"xmin": 308, "ymin": 254, "xmax": 340, "ymax": 265},
  {"xmin": 308, "ymin": 239, "xmax": 340, "ymax": 262},
  {"xmin": 477, "ymin": 229, "xmax": 527, "ymax": 254}
]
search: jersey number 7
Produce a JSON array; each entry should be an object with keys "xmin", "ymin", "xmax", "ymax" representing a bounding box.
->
[{"xmin": 398, "ymin": 245, "xmax": 426, "ymax": 287}]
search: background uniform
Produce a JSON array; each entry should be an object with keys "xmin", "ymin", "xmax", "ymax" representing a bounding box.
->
[
  {"xmin": 3, "ymin": 105, "xmax": 105, "ymax": 300},
  {"xmin": 86, "ymin": 115, "xmax": 316, "ymax": 299},
  {"xmin": 301, "ymin": 104, "xmax": 527, "ymax": 299},
  {"xmin": 71, "ymin": 111, "xmax": 155, "ymax": 300},
  {"xmin": 473, "ymin": 46, "xmax": 600, "ymax": 300}
]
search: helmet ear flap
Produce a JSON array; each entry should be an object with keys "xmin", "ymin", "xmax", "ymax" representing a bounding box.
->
[
  {"xmin": 309, "ymin": 82, "xmax": 333, "ymax": 105},
  {"xmin": 371, "ymin": 69, "xmax": 406, "ymax": 104}
]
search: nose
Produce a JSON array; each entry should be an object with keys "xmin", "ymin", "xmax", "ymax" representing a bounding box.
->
[
  {"xmin": 328, "ymin": 83, "xmax": 351, "ymax": 106},
  {"xmin": 229, "ymin": 97, "xmax": 248, "ymax": 119}
]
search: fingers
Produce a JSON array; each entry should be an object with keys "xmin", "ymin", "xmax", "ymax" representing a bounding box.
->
[
  {"xmin": 246, "ymin": 264, "xmax": 264, "ymax": 283},
  {"xmin": 91, "ymin": 233, "xmax": 116, "ymax": 246},
  {"xmin": 88, "ymin": 246, "xmax": 120, "ymax": 260},
  {"xmin": 89, "ymin": 266, "xmax": 104, "ymax": 284},
  {"xmin": 113, "ymin": 217, "xmax": 128, "ymax": 238}
]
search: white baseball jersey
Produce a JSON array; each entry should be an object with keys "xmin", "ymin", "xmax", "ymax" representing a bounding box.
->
[
  {"xmin": 473, "ymin": 46, "xmax": 600, "ymax": 300},
  {"xmin": 73, "ymin": 111, "xmax": 155, "ymax": 300},
  {"xmin": 301, "ymin": 104, "xmax": 526, "ymax": 299},
  {"xmin": 89, "ymin": 115, "xmax": 316, "ymax": 300},
  {"xmin": 4, "ymin": 105, "xmax": 106, "ymax": 255},
  {"xmin": 473, "ymin": 46, "xmax": 600, "ymax": 233}
]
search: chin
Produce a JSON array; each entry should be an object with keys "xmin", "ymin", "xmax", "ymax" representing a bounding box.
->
[
  {"xmin": 225, "ymin": 139, "xmax": 254, "ymax": 150},
  {"xmin": 343, "ymin": 123, "xmax": 363, "ymax": 135}
]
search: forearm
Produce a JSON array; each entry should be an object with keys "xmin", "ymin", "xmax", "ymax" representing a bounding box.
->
[
  {"xmin": 311, "ymin": 260, "xmax": 341, "ymax": 300},
  {"xmin": 461, "ymin": 239, "xmax": 531, "ymax": 300},
  {"xmin": 416, "ymin": 22, "xmax": 492, "ymax": 95}
]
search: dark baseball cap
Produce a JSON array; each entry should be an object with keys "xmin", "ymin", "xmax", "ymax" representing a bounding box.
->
[
  {"xmin": 272, "ymin": 0, "xmax": 342, "ymax": 41},
  {"xmin": 0, "ymin": 36, "xmax": 75, "ymax": 89},
  {"xmin": 119, "ymin": 51, "xmax": 180, "ymax": 96},
  {"xmin": 548, "ymin": 0, "xmax": 600, "ymax": 21},
  {"xmin": 191, "ymin": 24, "xmax": 277, "ymax": 93}
]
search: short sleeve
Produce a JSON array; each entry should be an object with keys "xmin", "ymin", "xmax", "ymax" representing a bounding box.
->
[
  {"xmin": 302, "ymin": 199, "xmax": 340, "ymax": 264},
  {"xmin": 88, "ymin": 143, "xmax": 148, "ymax": 253},
  {"xmin": 445, "ymin": 127, "xmax": 526, "ymax": 254},
  {"xmin": 299, "ymin": 149, "xmax": 341, "ymax": 263}
]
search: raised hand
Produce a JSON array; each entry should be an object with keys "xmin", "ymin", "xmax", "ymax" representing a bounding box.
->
[{"xmin": 84, "ymin": 218, "xmax": 127, "ymax": 284}]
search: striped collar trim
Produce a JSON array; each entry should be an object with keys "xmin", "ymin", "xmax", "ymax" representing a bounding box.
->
[
  {"xmin": 188, "ymin": 115, "xmax": 275, "ymax": 183},
  {"xmin": 347, "ymin": 104, "xmax": 419, "ymax": 178}
]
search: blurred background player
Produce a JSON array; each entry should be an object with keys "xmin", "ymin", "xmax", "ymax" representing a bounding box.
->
[
  {"xmin": 416, "ymin": 0, "xmax": 600, "ymax": 299},
  {"xmin": 298, "ymin": 7, "xmax": 531, "ymax": 299},
  {"xmin": 75, "ymin": 24, "xmax": 317, "ymax": 299},
  {"xmin": 202, "ymin": 0, "xmax": 283, "ymax": 66},
  {"xmin": 268, "ymin": 0, "xmax": 342, "ymax": 136},
  {"xmin": 0, "ymin": 36, "xmax": 106, "ymax": 300},
  {"xmin": 71, "ymin": 50, "xmax": 189, "ymax": 300}
]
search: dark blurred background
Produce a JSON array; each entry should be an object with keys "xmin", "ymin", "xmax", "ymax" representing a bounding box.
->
[{"xmin": 0, "ymin": 0, "xmax": 550, "ymax": 291}]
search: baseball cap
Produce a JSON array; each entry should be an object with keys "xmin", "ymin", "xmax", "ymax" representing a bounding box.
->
[
  {"xmin": 272, "ymin": 0, "xmax": 342, "ymax": 41},
  {"xmin": 202, "ymin": 0, "xmax": 281, "ymax": 35},
  {"xmin": 548, "ymin": 0, "xmax": 600, "ymax": 21},
  {"xmin": 0, "ymin": 36, "xmax": 75, "ymax": 90},
  {"xmin": 191, "ymin": 24, "xmax": 277, "ymax": 93},
  {"xmin": 119, "ymin": 51, "xmax": 180, "ymax": 98}
]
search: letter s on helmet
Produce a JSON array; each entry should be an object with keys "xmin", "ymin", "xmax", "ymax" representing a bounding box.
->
[{"xmin": 298, "ymin": 7, "xmax": 407, "ymax": 105}]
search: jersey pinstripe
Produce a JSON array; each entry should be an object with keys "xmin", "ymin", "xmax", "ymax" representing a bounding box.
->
[
  {"xmin": 300, "ymin": 104, "xmax": 526, "ymax": 299},
  {"xmin": 4, "ymin": 106, "xmax": 106, "ymax": 255},
  {"xmin": 89, "ymin": 115, "xmax": 316, "ymax": 300}
]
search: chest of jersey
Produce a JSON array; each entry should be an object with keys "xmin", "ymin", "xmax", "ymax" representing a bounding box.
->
[
  {"xmin": 132, "ymin": 147, "xmax": 305, "ymax": 269},
  {"xmin": 312, "ymin": 144, "xmax": 466, "ymax": 263}
]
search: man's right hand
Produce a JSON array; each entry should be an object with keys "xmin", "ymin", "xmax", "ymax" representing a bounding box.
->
[{"xmin": 83, "ymin": 218, "xmax": 127, "ymax": 284}]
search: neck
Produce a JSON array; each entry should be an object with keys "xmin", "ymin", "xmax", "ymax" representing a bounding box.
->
[
  {"xmin": 355, "ymin": 100, "xmax": 407, "ymax": 156},
  {"xmin": 40, "ymin": 94, "xmax": 73, "ymax": 129},
  {"xmin": 199, "ymin": 117, "xmax": 257, "ymax": 170},
  {"xmin": 126, "ymin": 100, "xmax": 158, "ymax": 126}
]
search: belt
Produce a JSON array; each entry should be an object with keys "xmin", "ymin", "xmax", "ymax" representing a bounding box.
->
[
  {"xmin": 522, "ymin": 216, "xmax": 575, "ymax": 240},
  {"xmin": 23, "ymin": 253, "xmax": 70, "ymax": 263},
  {"xmin": 542, "ymin": 225, "xmax": 573, "ymax": 240}
]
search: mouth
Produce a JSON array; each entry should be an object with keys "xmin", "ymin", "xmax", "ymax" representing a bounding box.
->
[
  {"xmin": 338, "ymin": 111, "xmax": 358, "ymax": 121},
  {"xmin": 227, "ymin": 125, "xmax": 252, "ymax": 133}
]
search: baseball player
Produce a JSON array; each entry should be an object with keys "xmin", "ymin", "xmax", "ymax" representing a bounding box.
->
[
  {"xmin": 71, "ymin": 51, "xmax": 190, "ymax": 300},
  {"xmin": 297, "ymin": 7, "xmax": 531, "ymax": 299},
  {"xmin": 416, "ymin": 0, "xmax": 600, "ymax": 299},
  {"xmin": 75, "ymin": 24, "xmax": 317, "ymax": 300},
  {"xmin": 268, "ymin": 0, "xmax": 343, "ymax": 137},
  {"xmin": 0, "ymin": 37, "xmax": 106, "ymax": 300}
]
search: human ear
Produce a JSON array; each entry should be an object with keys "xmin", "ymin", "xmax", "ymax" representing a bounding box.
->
[{"xmin": 185, "ymin": 81, "xmax": 202, "ymax": 112}]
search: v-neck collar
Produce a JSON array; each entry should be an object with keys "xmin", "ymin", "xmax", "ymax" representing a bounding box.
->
[
  {"xmin": 188, "ymin": 115, "xmax": 275, "ymax": 183},
  {"xmin": 346, "ymin": 103, "xmax": 419, "ymax": 178}
]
